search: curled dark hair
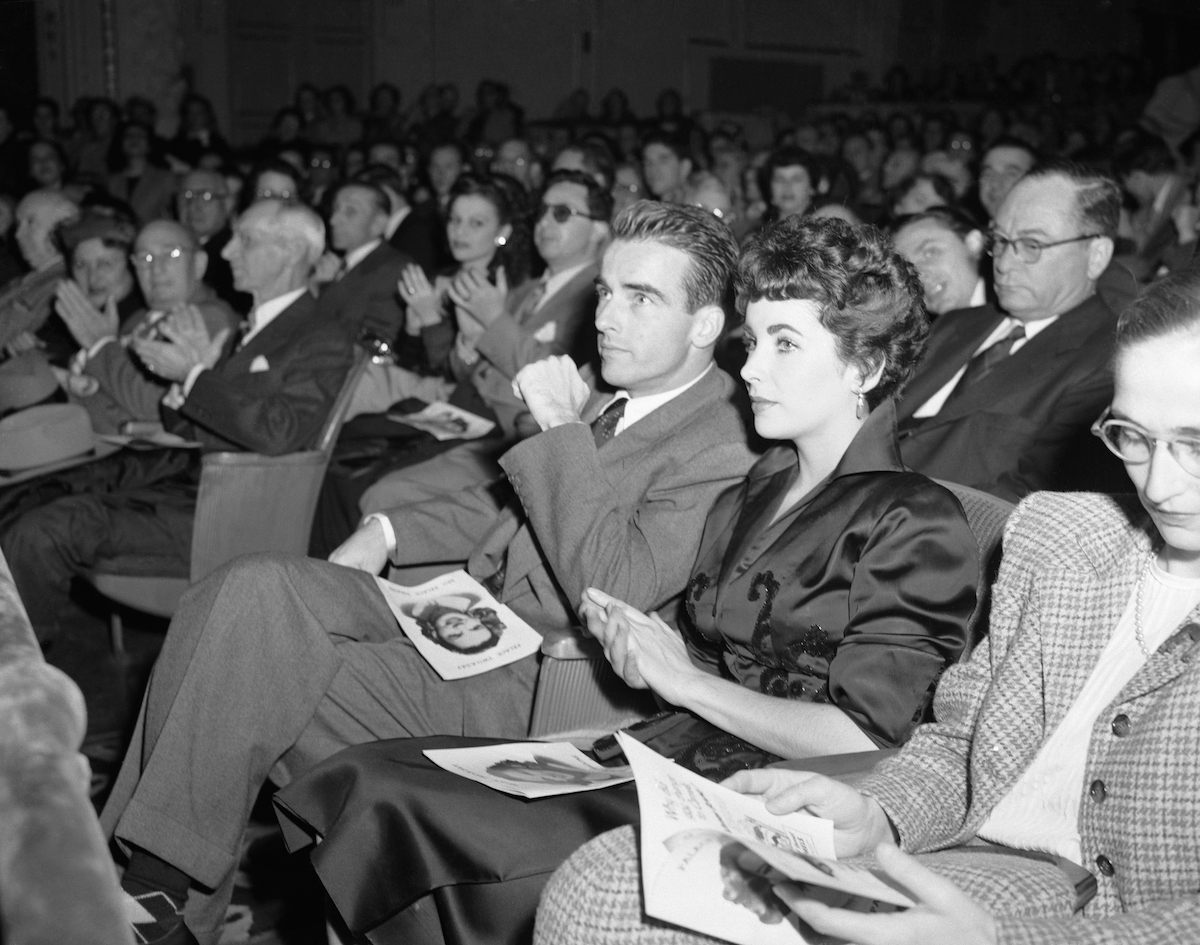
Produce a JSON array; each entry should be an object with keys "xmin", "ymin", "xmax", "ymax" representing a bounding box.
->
[
  {"xmin": 611, "ymin": 200, "xmax": 738, "ymax": 312},
  {"xmin": 1115, "ymin": 268, "xmax": 1200, "ymax": 355},
  {"xmin": 416, "ymin": 605, "xmax": 505, "ymax": 655},
  {"xmin": 735, "ymin": 216, "xmax": 928, "ymax": 408},
  {"xmin": 761, "ymin": 146, "xmax": 822, "ymax": 218},
  {"xmin": 448, "ymin": 172, "xmax": 533, "ymax": 283}
]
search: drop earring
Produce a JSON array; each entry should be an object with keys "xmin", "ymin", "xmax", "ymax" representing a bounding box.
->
[{"xmin": 855, "ymin": 391, "xmax": 868, "ymax": 420}]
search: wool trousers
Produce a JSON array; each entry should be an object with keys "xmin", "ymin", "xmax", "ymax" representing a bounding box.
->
[{"xmin": 98, "ymin": 550, "xmax": 540, "ymax": 945}]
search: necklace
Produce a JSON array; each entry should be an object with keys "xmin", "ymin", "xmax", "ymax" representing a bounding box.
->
[{"xmin": 1134, "ymin": 550, "xmax": 1156, "ymax": 660}]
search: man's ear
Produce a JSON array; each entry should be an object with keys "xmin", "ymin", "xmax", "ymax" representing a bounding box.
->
[
  {"xmin": 688, "ymin": 303, "xmax": 726, "ymax": 350},
  {"xmin": 192, "ymin": 248, "xmax": 209, "ymax": 283},
  {"xmin": 964, "ymin": 229, "xmax": 986, "ymax": 258},
  {"xmin": 368, "ymin": 211, "xmax": 389, "ymax": 240},
  {"xmin": 680, "ymin": 158, "xmax": 694, "ymax": 180},
  {"xmin": 1086, "ymin": 235, "xmax": 1114, "ymax": 281},
  {"xmin": 588, "ymin": 221, "xmax": 611, "ymax": 253}
]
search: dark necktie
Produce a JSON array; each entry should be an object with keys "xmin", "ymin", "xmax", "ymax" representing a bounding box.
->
[
  {"xmin": 945, "ymin": 322, "xmax": 1025, "ymax": 404},
  {"xmin": 518, "ymin": 279, "xmax": 548, "ymax": 322},
  {"xmin": 591, "ymin": 397, "xmax": 627, "ymax": 448}
]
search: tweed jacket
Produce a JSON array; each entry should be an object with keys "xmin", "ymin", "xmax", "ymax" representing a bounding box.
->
[
  {"xmin": 896, "ymin": 297, "xmax": 1121, "ymax": 501},
  {"xmin": 388, "ymin": 366, "xmax": 757, "ymax": 634},
  {"xmin": 458, "ymin": 261, "xmax": 601, "ymax": 439},
  {"xmin": 859, "ymin": 491, "xmax": 1200, "ymax": 945}
]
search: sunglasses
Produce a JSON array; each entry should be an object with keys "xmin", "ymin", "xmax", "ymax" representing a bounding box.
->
[{"xmin": 538, "ymin": 203, "xmax": 598, "ymax": 224}]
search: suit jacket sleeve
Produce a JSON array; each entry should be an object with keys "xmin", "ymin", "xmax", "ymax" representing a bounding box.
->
[
  {"xmin": 179, "ymin": 324, "xmax": 353, "ymax": 455},
  {"xmin": 474, "ymin": 284, "xmax": 596, "ymax": 380},
  {"xmin": 856, "ymin": 499, "xmax": 1038, "ymax": 850},
  {"xmin": 84, "ymin": 341, "xmax": 168, "ymax": 422},
  {"xmin": 995, "ymin": 355, "xmax": 1115, "ymax": 499},
  {"xmin": 498, "ymin": 420, "xmax": 752, "ymax": 615}
]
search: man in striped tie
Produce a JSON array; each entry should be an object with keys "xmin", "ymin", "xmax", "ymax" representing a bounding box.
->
[
  {"xmin": 100, "ymin": 201, "xmax": 758, "ymax": 945},
  {"xmin": 895, "ymin": 161, "xmax": 1126, "ymax": 501}
]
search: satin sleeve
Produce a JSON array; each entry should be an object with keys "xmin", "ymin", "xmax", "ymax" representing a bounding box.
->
[{"xmin": 828, "ymin": 485, "xmax": 978, "ymax": 748}]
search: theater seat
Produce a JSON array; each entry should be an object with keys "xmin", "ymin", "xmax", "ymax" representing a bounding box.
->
[
  {"xmin": 526, "ymin": 481, "xmax": 1015, "ymax": 739},
  {"xmin": 86, "ymin": 349, "xmax": 367, "ymax": 655}
]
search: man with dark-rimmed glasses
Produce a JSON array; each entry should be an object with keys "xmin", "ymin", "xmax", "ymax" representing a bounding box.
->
[{"xmin": 895, "ymin": 160, "xmax": 1127, "ymax": 501}]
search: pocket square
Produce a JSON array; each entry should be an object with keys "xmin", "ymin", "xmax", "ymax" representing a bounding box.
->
[
  {"xmin": 249, "ymin": 355, "xmax": 270, "ymax": 373},
  {"xmin": 533, "ymin": 321, "xmax": 557, "ymax": 343}
]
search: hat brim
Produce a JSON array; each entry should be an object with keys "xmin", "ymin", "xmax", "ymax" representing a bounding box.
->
[{"xmin": 0, "ymin": 437, "xmax": 122, "ymax": 486}]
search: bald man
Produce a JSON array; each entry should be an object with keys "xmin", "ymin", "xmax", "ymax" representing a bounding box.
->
[
  {"xmin": 63, "ymin": 220, "xmax": 238, "ymax": 431},
  {"xmin": 0, "ymin": 190, "xmax": 79, "ymax": 354},
  {"xmin": 177, "ymin": 168, "xmax": 252, "ymax": 314}
]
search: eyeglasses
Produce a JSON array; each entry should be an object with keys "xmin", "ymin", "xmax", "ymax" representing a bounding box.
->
[
  {"xmin": 181, "ymin": 189, "xmax": 226, "ymax": 204},
  {"xmin": 131, "ymin": 247, "xmax": 186, "ymax": 268},
  {"xmin": 986, "ymin": 230, "xmax": 1103, "ymax": 264},
  {"xmin": 310, "ymin": 158, "xmax": 333, "ymax": 170},
  {"xmin": 538, "ymin": 203, "xmax": 597, "ymax": 224},
  {"xmin": 255, "ymin": 188, "xmax": 294, "ymax": 201},
  {"xmin": 1091, "ymin": 409, "xmax": 1200, "ymax": 478}
]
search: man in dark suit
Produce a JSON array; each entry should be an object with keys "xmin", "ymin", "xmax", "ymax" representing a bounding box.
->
[
  {"xmin": 2, "ymin": 200, "xmax": 354, "ymax": 642},
  {"xmin": 315, "ymin": 181, "xmax": 414, "ymax": 347},
  {"xmin": 896, "ymin": 162, "xmax": 1124, "ymax": 501},
  {"xmin": 98, "ymin": 202, "xmax": 756, "ymax": 945},
  {"xmin": 356, "ymin": 163, "xmax": 449, "ymax": 277},
  {"xmin": 177, "ymin": 169, "xmax": 252, "ymax": 315}
]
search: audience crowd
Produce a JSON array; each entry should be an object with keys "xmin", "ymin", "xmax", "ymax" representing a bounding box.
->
[{"xmin": 1, "ymin": 47, "xmax": 1200, "ymax": 945}]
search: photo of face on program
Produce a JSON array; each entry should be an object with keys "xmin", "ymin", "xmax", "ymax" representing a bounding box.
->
[
  {"xmin": 404, "ymin": 594, "xmax": 505, "ymax": 654},
  {"xmin": 484, "ymin": 755, "xmax": 627, "ymax": 786}
]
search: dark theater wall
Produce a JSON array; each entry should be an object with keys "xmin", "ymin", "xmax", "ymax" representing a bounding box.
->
[{"xmin": 28, "ymin": 0, "xmax": 1180, "ymax": 146}]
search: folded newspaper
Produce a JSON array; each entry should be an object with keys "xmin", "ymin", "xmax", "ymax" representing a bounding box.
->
[
  {"xmin": 423, "ymin": 741, "xmax": 634, "ymax": 798},
  {"xmin": 374, "ymin": 570, "xmax": 542, "ymax": 679},
  {"xmin": 621, "ymin": 733, "xmax": 914, "ymax": 945},
  {"xmin": 387, "ymin": 401, "xmax": 495, "ymax": 440}
]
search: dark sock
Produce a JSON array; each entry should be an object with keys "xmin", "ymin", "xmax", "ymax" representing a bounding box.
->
[{"xmin": 121, "ymin": 850, "xmax": 191, "ymax": 943}]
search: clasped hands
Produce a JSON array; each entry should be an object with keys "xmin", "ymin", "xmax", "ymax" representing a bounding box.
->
[
  {"xmin": 130, "ymin": 304, "xmax": 230, "ymax": 382},
  {"xmin": 580, "ymin": 587, "xmax": 998, "ymax": 945}
]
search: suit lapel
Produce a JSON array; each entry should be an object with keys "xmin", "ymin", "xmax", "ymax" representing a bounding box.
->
[
  {"xmin": 897, "ymin": 305, "xmax": 1004, "ymax": 422},
  {"xmin": 920, "ymin": 296, "xmax": 1108, "ymax": 426},
  {"xmin": 226, "ymin": 292, "xmax": 317, "ymax": 370}
]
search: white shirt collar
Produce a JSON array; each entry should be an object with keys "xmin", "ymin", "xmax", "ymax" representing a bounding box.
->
[
  {"xmin": 601, "ymin": 364, "xmax": 713, "ymax": 436},
  {"xmin": 1152, "ymin": 177, "xmax": 1175, "ymax": 215},
  {"xmin": 969, "ymin": 278, "xmax": 987, "ymax": 308},
  {"xmin": 344, "ymin": 238, "xmax": 382, "ymax": 273},
  {"xmin": 385, "ymin": 206, "xmax": 412, "ymax": 239},
  {"xmin": 241, "ymin": 287, "xmax": 307, "ymax": 347},
  {"xmin": 537, "ymin": 260, "xmax": 593, "ymax": 311}
]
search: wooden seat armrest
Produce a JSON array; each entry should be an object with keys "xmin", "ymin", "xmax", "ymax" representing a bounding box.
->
[
  {"xmin": 202, "ymin": 449, "xmax": 323, "ymax": 468},
  {"xmin": 540, "ymin": 626, "xmax": 603, "ymax": 660}
]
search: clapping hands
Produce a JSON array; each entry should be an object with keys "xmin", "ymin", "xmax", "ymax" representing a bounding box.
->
[
  {"xmin": 55, "ymin": 279, "xmax": 119, "ymax": 349},
  {"xmin": 131, "ymin": 304, "xmax": 229, "ymax": 382}
]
